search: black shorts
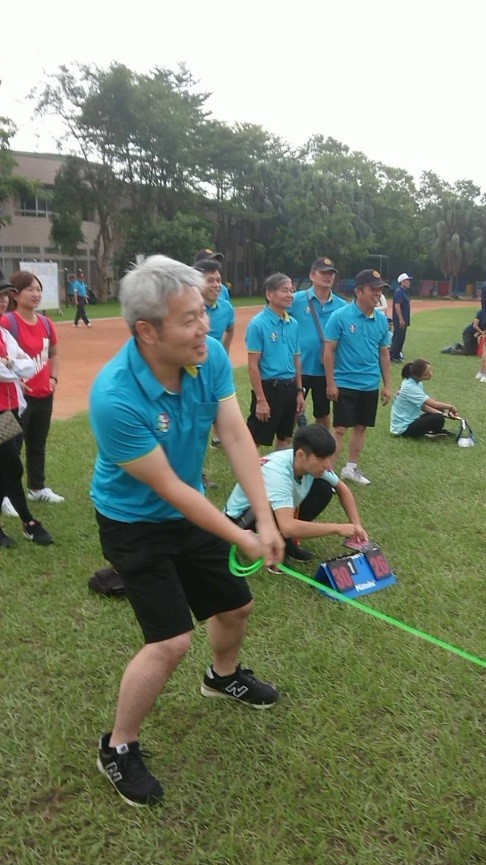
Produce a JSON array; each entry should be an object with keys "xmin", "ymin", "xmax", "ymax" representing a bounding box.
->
[
  {"xmin": 333, "ymin": 388, "xmax": 379, "ymax": 428},
  {"xmin": 301, "ymin": 374, "xmax": 331, "ymax": 420},
  {"xmin": 247, "ymin": 379, "xmax": 297, "ymax": 446},
  {"xmin": 96, "ymin": 513, "xmax": 252, "ymax": 644}
]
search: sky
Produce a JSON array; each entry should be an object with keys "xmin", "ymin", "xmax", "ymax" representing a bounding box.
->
[{"xmin": 2, "ymin": 0, "xmax": 485, "ymax": 192}]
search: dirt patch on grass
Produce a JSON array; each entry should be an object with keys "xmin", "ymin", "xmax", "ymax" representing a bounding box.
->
[{"xmin": 52, "ymin": 300, "xmax": 477, "ymax": 420}]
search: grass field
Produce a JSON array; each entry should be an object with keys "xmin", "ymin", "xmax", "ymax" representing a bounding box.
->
[
  {"xmin": 2, "ymin": 308, "xmax": 485, "ymax": 865},
  {"xmin": 49, "ymin": 295, "xmax": 266, "ymax": 321}
]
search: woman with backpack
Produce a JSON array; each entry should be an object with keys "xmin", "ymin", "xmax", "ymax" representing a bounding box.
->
[
  {"xmin": 1, "ymin": 270, "xmax": 64, "ymax": 512},
  {"xmin": 0, "ymin": 276, "xmax": 54, "ymax": 546},
  {"xmin": 390, "ymin": 358, "xmax": 459, "ymax": 440}
]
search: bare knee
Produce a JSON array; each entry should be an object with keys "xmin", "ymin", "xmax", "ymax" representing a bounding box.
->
[
  {"xmin": 148, "ymin": 631, "xmax": 192, "ymax": 666},
  {"xmin": 215, "ymin": 600, "xmax": 254, "ymax": 626},
  {"xmin": 333, "ymin": 426, "xmax": 347, "ymax": 438}
]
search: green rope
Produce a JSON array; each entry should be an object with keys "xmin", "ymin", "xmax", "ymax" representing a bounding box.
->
[{"xmin": 228, "ymin": 547, "xmax": 486, "ymax": 669}]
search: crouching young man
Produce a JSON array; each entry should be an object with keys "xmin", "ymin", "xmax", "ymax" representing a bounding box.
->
[
  {"xmin": 90, "ymin": 255, "xmax": 284, "ymax": 807},
  {"xmin": 224, "ymin": 424, "xmax": 369, "ymax": 571}
]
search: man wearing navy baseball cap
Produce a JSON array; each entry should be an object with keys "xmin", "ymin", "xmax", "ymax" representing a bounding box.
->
[{"xmin": 323, "ymin": 269, "xmax": 392, "ymax": 486}]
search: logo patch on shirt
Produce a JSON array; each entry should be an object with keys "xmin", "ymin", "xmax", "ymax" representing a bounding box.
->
[
  {"xmin": 349, "ymin": 324, "xmax": 357, "ymax": 333},
  {"xmin": 156, "ymin": 412, "xmax": 170, "ymax": 432},
  {"xmin": 271, "ymin": 332, "xmax": 279, "ymax": 342}
]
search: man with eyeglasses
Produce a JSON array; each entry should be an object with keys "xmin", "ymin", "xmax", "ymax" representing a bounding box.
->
[{"xmin": 246, "ymin": 272, "xmax": 305, "ymax": 453}]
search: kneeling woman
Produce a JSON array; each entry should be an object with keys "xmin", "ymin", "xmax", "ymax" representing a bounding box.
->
[{"xmin": 390, "ymin": 359, "xmax": 458, "ymax": 439}]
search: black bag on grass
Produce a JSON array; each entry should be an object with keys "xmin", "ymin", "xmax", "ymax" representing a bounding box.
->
[{"xmin": 88, "ymin": 566, "xmax": 126, "ymax": 598}]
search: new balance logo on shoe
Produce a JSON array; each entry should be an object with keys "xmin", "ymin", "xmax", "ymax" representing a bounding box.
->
[
  {"xmin": 224, "ymin": 681, "xmax": 249, "ymax": 699},
  {"xmin": 200, "ymin": 664, "xmax": 280, "ymax": 709},
  {"xmin": 105, "ymin": 761, "xmax": 123, "ymax": 783}
]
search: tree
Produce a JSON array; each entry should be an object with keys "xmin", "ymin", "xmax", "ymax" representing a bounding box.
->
[
  {"xmin": 427, "ymin": 196, "xmax": 476, "ymax": 292},
  {"xmin": 114, "ymin": 212, "xmax": 215, "ymax": 277},
  {"xmin": 0, "ymin": 112, "xmax": 38, "ymax": 229}
]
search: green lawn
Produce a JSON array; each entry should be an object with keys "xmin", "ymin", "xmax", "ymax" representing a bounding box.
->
[{"xmin": 2, "ymin": 308, "xmax": 485, "ymax": 864}]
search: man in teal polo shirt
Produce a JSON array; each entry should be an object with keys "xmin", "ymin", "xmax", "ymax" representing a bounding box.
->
[
  {"xmin": 324, "ymin": 269, "xmax": 392, "ymax": 485},
  {"xmin": 90, "ymin": 255, "xmax": 284, "ymax": 808},
  {"xmin": 73, "ymin": 270, "xmax": 92, "ymax": 327},
  {"xmin": 289, "ymin": 257, "xmax": 346, "ymax": 428},
  {"xmin": 246, "ymin": 272, "xmax": 305, "ymax": 450},
  {"xmin": 196, "ymin": 258, "xmax": 234, "ymax": 350},
  {"xmin": 195, "ymin": 256, "xmax": 235, "ymax": 459}
]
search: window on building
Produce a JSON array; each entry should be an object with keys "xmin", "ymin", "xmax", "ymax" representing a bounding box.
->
[{"xmin": 17, "ymin": 192, "xmax": 52, "ymax": 218}]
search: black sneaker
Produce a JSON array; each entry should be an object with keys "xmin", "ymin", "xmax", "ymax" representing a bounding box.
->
[
  {"xmin": 285, "ymin": 539, "xmax": 315, "ymax": 562},
  {"xmin": 201, "ymin": 665, "xmax": 280, "ymax": 709},
  {"xmin": 97, "ymin": 733, "xmax": 164, "ymax": 807},
  {"xmin": 0, "ymin": 527, "xmax": 15, "ymax": 548},
  {"xmin": 202, "ymin": 473, "xmax": 217, "ymax": 490},
  {"xmin": 23, "ymin": 520, "xmax": 54, "ymax": 545},
  {"xmin": 210, "ymin": 437, "xmax": 221, "ymax": 447}
]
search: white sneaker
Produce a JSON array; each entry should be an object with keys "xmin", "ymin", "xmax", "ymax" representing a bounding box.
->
[
  {"xmin": 340, "ymin": 466, "xmax": 371, "ymax": 486},
  {"xmin": 475, "ymin": 371, "xmax": 483, "ymax": 380},
  {"xmin": 479, "ymin": 374, "xmax": 486, "ymax": 383},
  {"xmin": 1, "ymin": 497, "xmax": 19, "ymax": 517},
  {"xmin": 27, "ymin": 487, "xmax": 65, "ymax": 503}
]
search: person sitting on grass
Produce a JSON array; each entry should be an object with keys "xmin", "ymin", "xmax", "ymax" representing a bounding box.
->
[
  {"xmin": 225, "ymin": 424, "xmax": 369, "ymax": 572},
  {"xmin": 390, "ymin": 358, "xmax": 459, "ymax": 440}
]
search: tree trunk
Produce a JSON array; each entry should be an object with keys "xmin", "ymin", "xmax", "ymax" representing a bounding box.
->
[{"xmin": 93, "ymin": 216, "xmax": 114, "ymax": 301}]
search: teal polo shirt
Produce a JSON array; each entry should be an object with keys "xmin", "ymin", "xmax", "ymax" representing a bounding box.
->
[
  {"xmin": 390, "ymin": 379, "xmax": 429, "ymax": 434},
  {"xmin": 246, "ymin": 307, "xmax": 300, "ymax": 380},
  {"xmin": 324, "ymin": 301, "xmax": 391, "ymax": 390},
  {"xmin": 226, "ymin": 448, "xmax": 340, "ymax": 517},
  {"xmin": 206, "ymin": 297, "xmax": 235, "ymax": 342},
  {"xmin": 289, "ymin": 288, "xmax": 347, "ymax": 375},
  {"xmin": 90, "ymin": 336, "xmax": 234, "ymax": 522},
  {"xmin": 73, "ymin": 279, "xmax": 88, "ymax": 298}
]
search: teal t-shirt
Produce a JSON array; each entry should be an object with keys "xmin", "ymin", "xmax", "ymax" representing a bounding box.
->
[
  {"xmin": 390, "ymin": 378, "xmax": 429, "ymax": 435},
  {"xmin": 90, "ymin": 336, "xmax": 234, "ymax": 522},
  {"xmin": 206, "ymin": 298, "xmax": 235, "ymax": 342},
  {"xmin": 289, "ymin": 288, "xmax": 347, "ymax": 375},
  {"xmin": 225, "ymin": 447, "xmax": 339, "ymax": 517},
  {"xmin": 246, "ymin": 307, "xmax": 300, "ymax": 380},
  {"xmin": 324, "ymin": 301, "xmax": 391, "ymax": 390}
]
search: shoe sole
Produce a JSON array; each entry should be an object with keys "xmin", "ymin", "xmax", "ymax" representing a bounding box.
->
[
  {"xmin": 200, "ymin": 683, "xmax": 278, "ymax": 709},
  {"xmin": 27, "ymin": 496, "xmax": 64, "ymax": 503},
  {"xmin": 96, "ymin": 757, "xmax": 163, "ymax": 807}
]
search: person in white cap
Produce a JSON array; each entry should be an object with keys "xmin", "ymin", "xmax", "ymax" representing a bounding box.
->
[{"xmin": 390, "ymin": 273, "xmax": 412, "ymax": 362}]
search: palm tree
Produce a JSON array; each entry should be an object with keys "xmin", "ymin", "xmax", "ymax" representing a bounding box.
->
[{"xmin": 428, "ymin": 196, "xmax": 476, "ymax": 293}]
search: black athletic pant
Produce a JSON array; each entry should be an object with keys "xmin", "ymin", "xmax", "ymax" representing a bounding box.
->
[
  {"xmin": 20, "ymin": 394, "xmax": 53, "ymax": 490},
  {"xmin": 0, "ymin": 410, "xmax": 34, "ymax": 523}
]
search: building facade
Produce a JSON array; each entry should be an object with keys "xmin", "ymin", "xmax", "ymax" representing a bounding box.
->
[{"xmin": 0, "ymin": 151, "xmax": 101, "ymax": 304}]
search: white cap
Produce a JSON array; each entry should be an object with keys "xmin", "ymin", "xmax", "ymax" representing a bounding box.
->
[{"xmin": 397, "ymin": 273, "xmax": 412, "ymax": 283}]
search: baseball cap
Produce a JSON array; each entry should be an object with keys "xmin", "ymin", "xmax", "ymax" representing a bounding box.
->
[
  {"xmin": 311, "ymin": 257, "xmax": 338, "ymax": 273},
  {"xmin": 0, "ymin": 276, "xmax": 16, "ymax": 294},
  {"xmin": 397, "ymin": 272, "xmax": 413, "ymax": 283},
  {"xmin": 194, "ymin": 248, "xmax": 224, "ymax": 264},
  {"xmin": 355, "ymin": 269, "xmax": 389, "ymax": 289}
]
